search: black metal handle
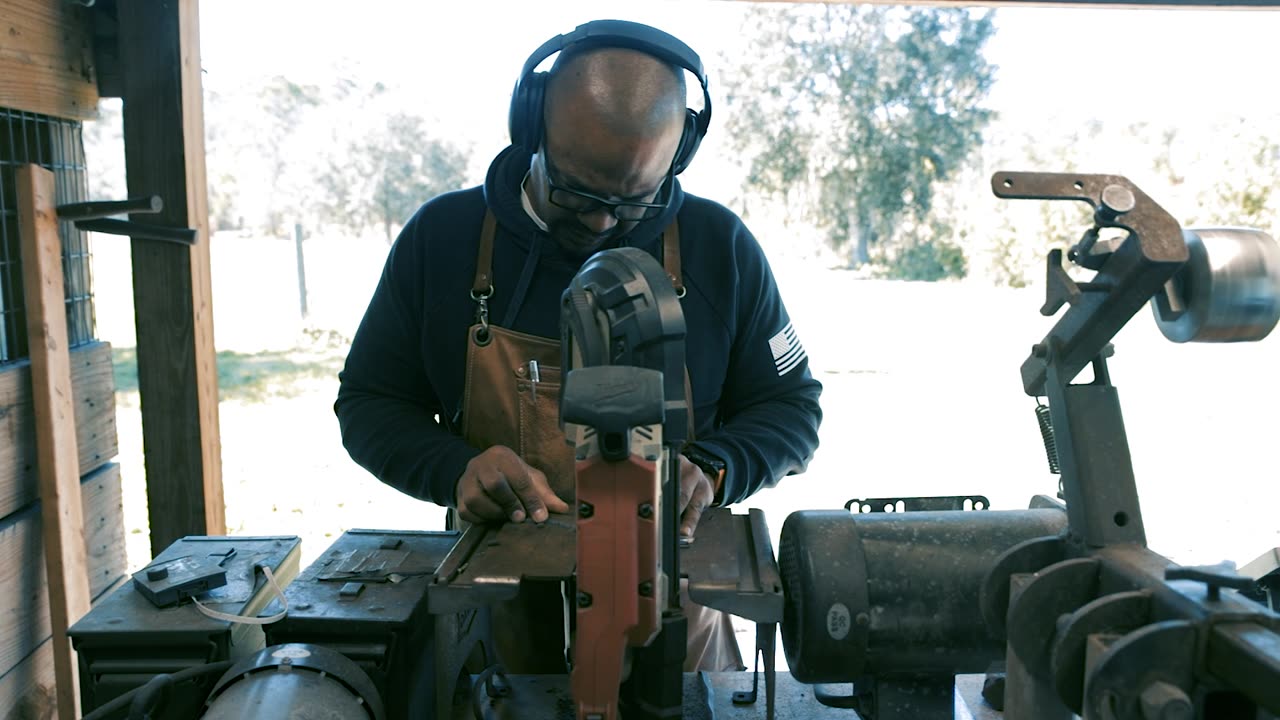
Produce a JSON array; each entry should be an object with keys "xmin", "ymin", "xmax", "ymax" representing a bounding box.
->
[
  {"xmin": 56, "ymin": 195, "xmax": 162, "ymax": 221},
  {"xmin": 74, "ymin": 218, "xmax": 197, "ymax": 246}
]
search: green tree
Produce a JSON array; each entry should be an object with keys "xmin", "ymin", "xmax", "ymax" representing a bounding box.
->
[
  {"xmin": 1193, "ymin": 120, "xmax": 1280, "ymax": 232},
  {"xmin": 724, "ymin": 5, "xmax": 997, "ymax": 272},
  {"xmin": 319, "ymin": 112, "xmax": 470, "ymax": 242}
]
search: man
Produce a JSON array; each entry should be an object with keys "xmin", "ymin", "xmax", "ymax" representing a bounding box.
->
[{"xmin": 335, "ymin": 20, "xmax": 822, "ymax": 674}]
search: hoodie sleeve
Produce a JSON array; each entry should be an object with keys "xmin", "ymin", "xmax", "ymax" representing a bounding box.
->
[
  {"xmin": 334, "ymin": 212, "xmax": 481, "ymax": 507},
  {"xmin": 692, "ymin": 228, "xmax": 823, "ymax": 506}
]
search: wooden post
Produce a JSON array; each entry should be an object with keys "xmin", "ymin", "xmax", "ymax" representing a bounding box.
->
[
  {"xmin": 17, "ymin": 164, "xmax": 92, "ymax": 720},
  {"xmin": 117, "ymin": 0, "xmax": 225, "ymax": 554},
  {"xmin": 295, "ymin": 222, "xmax": 309, "ymax": 320}
]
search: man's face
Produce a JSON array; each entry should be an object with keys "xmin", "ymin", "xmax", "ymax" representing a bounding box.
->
[{"xmin": 530, "ymin": 119, "xmax": 682, "ymax": 258}]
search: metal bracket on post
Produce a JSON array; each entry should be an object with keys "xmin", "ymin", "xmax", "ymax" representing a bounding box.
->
[{"xmin": 56, "ymin": 195, "xmax": 199, "ymax": 245}]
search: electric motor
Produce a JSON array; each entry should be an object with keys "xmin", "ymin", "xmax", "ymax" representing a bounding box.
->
[
  {"xmin": 202, "ymin": 643, "xmax": 385, "ymax": 720},
  {"xmin": 778, "ymin": 507, "xmax": 1067, "ymax": 684}
]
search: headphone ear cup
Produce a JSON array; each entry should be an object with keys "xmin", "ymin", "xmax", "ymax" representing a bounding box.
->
[
  {"xmin": 671, "ymin": 109, "xmax": 701, "ymax": 176},
  {"xmin": 509, "ymin": 72, "xmax": 548, "ymax": 150}
]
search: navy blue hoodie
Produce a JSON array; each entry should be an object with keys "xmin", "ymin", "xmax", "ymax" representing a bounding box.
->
[{"xmin": 335, "ymin": 145, "xmax": 822, "ymax": 508}]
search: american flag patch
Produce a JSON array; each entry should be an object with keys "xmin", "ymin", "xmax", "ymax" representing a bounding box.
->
[{"xmin": 768, "ymin": 322, "xmax": 806, "ymax": 376}]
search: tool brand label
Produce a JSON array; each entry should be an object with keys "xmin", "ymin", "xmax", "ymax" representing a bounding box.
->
[
  {"xmin": 272, "ymin": 646, "xmax": 312, "ymax": 660},
  {"xmin": 827, "ymin": 603, "xmax": 851, "ymax": 641}
]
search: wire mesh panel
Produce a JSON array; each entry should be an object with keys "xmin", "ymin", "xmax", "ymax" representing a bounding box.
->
[{"xmin": 0, "ymin": 108, "xmax": 95, "ymax": 365}]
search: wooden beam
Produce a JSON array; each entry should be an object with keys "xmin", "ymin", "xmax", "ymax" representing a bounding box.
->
[
  {"xmin": 117, "ymin": 0, "xmax": 225, "ymax": 555},
  {"xmin": 0, "ymin": 462, "xmax": 123, "ymax": 686},
  {"xmin": 0, "ymin": 341, "xmax": 118, "ymax": 523},
  {"xmin": 17, "ymin": 164, "xmax": 90, "ymax": 719},
  {"xmin": 0, "ymin": 0, "xmax": 98, "ymax": 120}
]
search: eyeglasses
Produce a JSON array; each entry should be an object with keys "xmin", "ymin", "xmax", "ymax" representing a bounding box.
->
[{"xmin": 542, "ymin": 152, "xmax": 674, "ymax": 222}]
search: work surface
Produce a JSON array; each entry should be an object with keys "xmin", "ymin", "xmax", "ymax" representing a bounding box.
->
[{"xmin": 452, "ymin": 672, "xmax": 1002, "ymax": 719}]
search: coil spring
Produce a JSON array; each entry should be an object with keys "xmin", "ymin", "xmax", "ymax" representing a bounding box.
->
[{"xmin": 1035, "ymin": 400, "xmax": 1061, "ymax": 475}]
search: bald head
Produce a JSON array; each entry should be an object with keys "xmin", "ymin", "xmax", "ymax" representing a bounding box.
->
[
  {"xmin": 529, "ymin": 47, "xmax": 687, "ymax": 256},
  {"xmin": 544, "ymin": 47, "xmax": 686, "ymax": 144}
]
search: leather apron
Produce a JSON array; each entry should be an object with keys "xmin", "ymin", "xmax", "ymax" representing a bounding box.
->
[{"xmin": 459, "ymin": 211, "xmax": 744, "ymax": 674}]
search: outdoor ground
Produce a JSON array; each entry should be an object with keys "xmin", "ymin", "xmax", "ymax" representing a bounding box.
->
[{"xmin": 91, "ymin": 228, "xmax": 1280, "ymax": 668}]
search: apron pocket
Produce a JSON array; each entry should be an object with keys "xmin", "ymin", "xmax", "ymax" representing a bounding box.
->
[{"xmin": 515, "ymin": 365, "xmax": 575, "ymax": 500}]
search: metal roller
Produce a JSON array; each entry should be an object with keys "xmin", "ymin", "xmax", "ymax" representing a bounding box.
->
[{"xmin": 1152, "ymin": 227, "xmax": 1280, "ymax": 343}]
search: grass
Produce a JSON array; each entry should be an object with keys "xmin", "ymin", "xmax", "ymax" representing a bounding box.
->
[{"xmin": 112, "ymin": 342, "xmax": 346, "ymax": 404}]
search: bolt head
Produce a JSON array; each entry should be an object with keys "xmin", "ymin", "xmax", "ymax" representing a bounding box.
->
[
  {"xmin": 1140, "ymin": 681, "xmax": 1193, "ymax": 720},
  {"xmin": 1100, "ymin": 184, "xmax": 1137, "ymax": 216}
]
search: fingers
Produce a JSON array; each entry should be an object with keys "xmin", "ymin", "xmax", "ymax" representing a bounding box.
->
[
  {"xmin": 531, "ymin": 466, "xmax": 571, "ymax": 515},
  {"xmin": 461, "ymin": 488, "xmax": 504, "ymax": 523},
  {"xmin": 678, "ymin": 460, "xmax": 716, "ymax": 540},
  {"xmin": 475, "ymin": 465, "xmax": 525, "ymax": 522},
  {"xmin": 456, "ymin": 447, "xmax": 567, "ymax": 524},
  {"xmin": 675, "ymin": 474, "xmax": 716, "ymax": 535},
  {"xmin": 500, "ymin": 457, "xmax": 547, "ymax": 523},
  {"xmin": 676, "ymin": 455, "xmax": 701, "ymax": 515}
]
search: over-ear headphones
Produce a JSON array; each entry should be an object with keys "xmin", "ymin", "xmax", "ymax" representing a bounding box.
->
[{"xmin": 508, "ymin": 19, "xmax": 713, "ymax": 176}]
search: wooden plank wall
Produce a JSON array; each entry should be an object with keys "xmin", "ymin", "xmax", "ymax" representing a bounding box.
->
[
  {"xmin": 0, "ymin": 463, "xmax": 125, "ymax": 712},
  {"xmin": 0, "ymin": 342, "xmax": 118, "ymax": 522},
  {"xmin": 0, "ymin": 0, "xmax": 98, "ymax": 121}
]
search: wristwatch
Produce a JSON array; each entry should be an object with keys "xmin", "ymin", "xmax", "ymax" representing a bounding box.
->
[{"xmin": 682, "ymin": 444, "xmax": 727, "ymax": 503}]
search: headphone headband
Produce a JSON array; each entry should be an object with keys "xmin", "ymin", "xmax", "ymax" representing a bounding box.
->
[
  {"xmin": 509, "ymin": 19, "xmax": 712, "ymax": 175},
  {"xmin": 519, "ymin": 20, "xmax": 707, "ymax": 90}
]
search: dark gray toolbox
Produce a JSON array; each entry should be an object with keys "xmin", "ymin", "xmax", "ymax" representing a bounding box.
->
[
  {"xmin": 263, "ymin": 528, "xmax": 488, "ymax": 720},
  {"xmin": 68, "ymin": 535, "xmax": 302, "ymax": 713}
]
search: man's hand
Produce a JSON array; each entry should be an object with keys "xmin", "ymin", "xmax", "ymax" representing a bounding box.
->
[
  {"xmin": 677, "ymin": 454, "xmax": 716, "ymax": 541},
  {"xmin": 455, "ymin": 446, "xmax": 570, "ymax": 524}
]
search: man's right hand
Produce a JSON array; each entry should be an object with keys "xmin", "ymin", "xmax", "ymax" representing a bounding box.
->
[{"xmin": 455, "ymin": 446, "xmax": 570, "ymax": 524}]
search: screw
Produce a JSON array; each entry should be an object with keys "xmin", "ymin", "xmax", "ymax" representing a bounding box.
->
[
  {"xmin": 577, "ymin": 592, "xmax": 592, "ymax": 608},
  {"xmin": 638, "ymin": 503, "xmax": 653, "ymax": 519},
  {"xmin": 579, "ymin": 502, "xmax": 594, "ymax": 519},
  {"xmin": 639, "ymin": 581, "xmax": 653, "ymax": 597}
]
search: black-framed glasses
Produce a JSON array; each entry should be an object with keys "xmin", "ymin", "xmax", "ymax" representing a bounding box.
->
[{"xmin": 542, "ymin": 151, "xmax": 675, "ymax": 222}]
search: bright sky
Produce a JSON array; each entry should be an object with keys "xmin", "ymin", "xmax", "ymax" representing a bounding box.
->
[
  {"xmin": 196, "ymin": 0, "xmax": 1280, "ymax": 203},
  {"xmin": 199, "ymin": 1, "xmax": 1280, "ymax": 129}
]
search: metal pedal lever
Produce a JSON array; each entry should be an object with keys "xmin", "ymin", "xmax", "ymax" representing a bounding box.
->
[{"xmin": 732, "ymin": 621, "xmax": 776, "ymax": 720}]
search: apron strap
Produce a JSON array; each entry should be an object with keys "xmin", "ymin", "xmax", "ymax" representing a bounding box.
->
[
  {"xmin": 473, "ymin": 210, "xmax": 497, "ymax": 296},
  {"xmin": 663, "ymin": 220, "xmax": 685, "ymax": 297}
]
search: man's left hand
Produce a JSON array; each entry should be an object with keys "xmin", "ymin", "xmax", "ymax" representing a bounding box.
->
[{"xmin": 677, "ymin": 454, "xmax": 715, "ymax": 541}]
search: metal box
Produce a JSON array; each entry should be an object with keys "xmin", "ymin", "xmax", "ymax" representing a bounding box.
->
[
  {"xmin": 264, "ymin": 528, "xmax": 486, "ymax": 720},
  {"xmin": 68, "ymin": 535, "xmax": 302, "ymax": 712}
]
